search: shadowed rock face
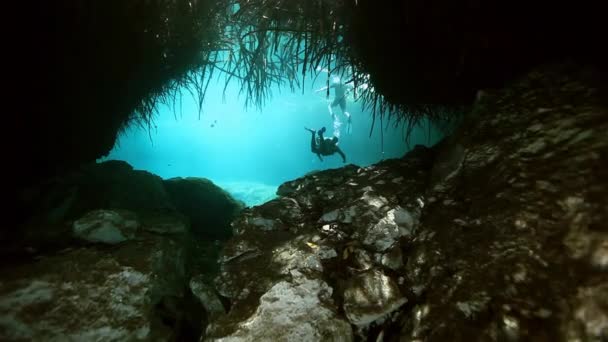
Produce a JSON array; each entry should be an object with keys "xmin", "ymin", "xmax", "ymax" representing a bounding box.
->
[
  {"xmin": 1, "ymin": 162, "xmax": 244, "ymax": 341},
  {"xmin": 6, "ymin": 160, "xmax": 179, "ymax": 257},
  {"xmin": 7, "ymin": 161, "xmax": 243, "ymax": 256},
  {"xmin": 0, "ymin": 226, "xmax": 189, "ymax": 341},
  {"xmin": 208, "ymin": 65, "xmax": 607, "ymax": 341},
  {"xmin": 409, "ymin": 64, "xmax": 607, "ymax": 341},
  {"xmin": 163, "ymin": 177, "xmax": 245, "ymax": 240}
]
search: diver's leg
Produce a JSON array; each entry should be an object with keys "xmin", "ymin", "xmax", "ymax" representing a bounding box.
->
[
  {"xmin": 339, "ymin": 99, "xmax": 350, "ymax": 121},
  {"xmin": 345, "ymin": 111, "xmax": 352, "ymax": 134},
  {"xmin": 339, "ymin": 98, "xmax": 347, "ymax": 115},
  {"xmin": 339, "ymin": 99, "xmax": 352, "ymax": 134},
  {"xmin": 307, "ymin": 128, "xmax": 316, "ymax": 152},
  {"xmin": 329, "ymin": 99, "xmax": 339, "ymax": 121},
  {"xmin": 332, "ymin": 116, "xmax": 342, "ymax": 138},
  {"xmin": 328, "ymin": 104, "xmax": 337, "ymax": 123}
]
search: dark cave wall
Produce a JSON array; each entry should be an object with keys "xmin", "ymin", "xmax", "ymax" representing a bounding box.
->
[
  {"xmin": 10, "ymin": 0, "xmax": 217, "ymax": 193},
  {"xmin": 347, "ymin": 0, "xmax": 607, "ymax": 106}
]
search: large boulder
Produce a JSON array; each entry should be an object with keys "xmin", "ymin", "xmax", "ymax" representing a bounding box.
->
[
  {"xmin": 0, "ymin": 229, "xmax": 193, "ymax": 341},
  {"xmin": 72, "ymin": 209, "xmax": 140, "ymax": 244},
  {"xmin": 343, "ymin": 269, "xmax": 407, "ymax": 326},
  {"xmin": 1, "ymin": 169, "xmax": 237, "ymax": 341},
  {"xmin": 207, "ymin": 271, "xmax": 352, "ymax": 341},
  {"xmin": 207, "ymin": 142, "xmax": 434, "ymax": 340},
  {"xmin": 8, "ymin": 162, "xmax": 244, "ymax": 258},
  {"xmin": 6, "ymin": 160, "xmax": 179, "ymax": 257},
  {"xmin": 163, "ymin": 177, "xmax": 244, "ymax": 240},
  {"xmin": 19, "ymin": 160, "xmax": 175, "ymax": 225}
]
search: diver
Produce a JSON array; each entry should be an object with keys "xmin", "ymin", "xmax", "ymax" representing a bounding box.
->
[
  {"xmin": 315, "ymin": 75, "xmax": 353, "ymax": 135},
  {"xmin": 305, "ymin": 126, "xmax": 346, "ymax": 163}
]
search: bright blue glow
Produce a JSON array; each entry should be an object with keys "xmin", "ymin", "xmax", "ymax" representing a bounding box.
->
[{"xmin": 101, "ymin": 73, "xmax": 440, "ymax": 206}]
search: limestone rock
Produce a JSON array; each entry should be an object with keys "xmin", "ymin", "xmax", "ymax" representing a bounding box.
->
[
  {"xmin": 206, "ymin": 275, "xmax": 352, "ymax": 341},
  {"xmin": 72, "ymin": 209, "xmax": 138, "ymax": 244},
  {"xmin": 0, "ymin": 234, "xmax": 187, "ymax": 341},
  {"xmin": 163, "ymin": 177, "xmax": 244, "ymax": 239},
  {"xmin": 343, "ymin": 270, "xmax": 407, "ymax": 326},
  {"xmin": 190, "ymin": 275, "xmax": 226, "ymax": 320},
  {"xmin": 362, "ymin": 206, "xmax": 418, "ymax": 252}
]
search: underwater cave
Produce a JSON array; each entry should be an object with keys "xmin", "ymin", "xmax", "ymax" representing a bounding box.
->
[{"xmin": 3, "ymin": 0, "xmax": 607, "ymax": 341}]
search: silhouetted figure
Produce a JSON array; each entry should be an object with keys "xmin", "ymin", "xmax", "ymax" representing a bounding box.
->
[{"xmin": 305, "ymin": 127, "xmax": 346, "ymax": 163}]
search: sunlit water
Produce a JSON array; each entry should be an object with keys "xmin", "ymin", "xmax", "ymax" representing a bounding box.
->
[{"xmin": 100, "ymin": 73, "xmax": 441, "ymax": 206}]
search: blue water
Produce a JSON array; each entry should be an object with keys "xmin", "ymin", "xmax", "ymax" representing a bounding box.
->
[{"xmin": 101, "ymin": 73, "xmax": 441, "ymax": 206}]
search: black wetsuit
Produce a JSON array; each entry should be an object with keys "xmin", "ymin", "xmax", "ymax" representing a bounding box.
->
[{"xmin": 307, "ymin": 128, "xmax": 346, "ymax": 162}]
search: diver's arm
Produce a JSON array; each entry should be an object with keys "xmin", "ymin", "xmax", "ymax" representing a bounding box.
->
[
  {"xmin": 336, "ymin": 147, "xmax": 346, "ymax": 163},
  {"xmin": 315, "ymin": 86, "xmax": 329, "ymax": 93}
]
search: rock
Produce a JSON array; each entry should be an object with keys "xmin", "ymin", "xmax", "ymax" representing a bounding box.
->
[
  {"xmin": 214, "ymin": 234, "xmax": 328, "ymax": 301},
  {"xmin": 11, "ymin": 160, "xmax": 178, "ymax": 254},
  {"xmin": 362, "ymin": 207, "xmax": 417, "ymax": 252},
  {"xmin": 163, "ymin": 177, "xmax": 244, "ymax": 239},
  {"xmin": 0, "ymin": 234, "xmax": 188, "ymax": 341},
  {"xmin": 270, "ymin": 236, "xmax": 325, "ymax": 275},
  {"xmin": 350, "ymin": 248, "xmax": 374, "ymax": 271},
  {"xmin": 249, "ymin": 217, "xmax": 276, "ymax": 231},
  {"xmin": 218, "ymin": 239, "xmax": 261, "ymax": 265},
  {"xmin": 320, "ymin": 209, "xmax": 340, "ymax": 223},
  {"xmin": 381, "ymin": 246, "xmax": 404, "ymax": 270},
  {"xmin": 206, "ymin": 275, "xmax": 352, "ymax": 341},
  {"xmin": 141, "ymin": 212, "xmax": 189, "ymax": 235},
  {"xmin": 360, "ymin": 191, "xmax": 389, "ymax": 209},
  {"xmin": 429, "ymin": 141, "xmax": 466, "ymax": 189},
  {"xmin": 560, "ymin": 195, "xmax": 608, "ymax": 271},
  {"xmin": 396, "ymin": 65, "xmax": 608, "ymax": 341},
  {"xmin": 256, "ymin": 197, "xmax": 303, "ymax": 226},
  {"xmin": 565, "ymin": 282, "xmax": 608, "ymax": 341},
  {"xmin": 190, "ymin": 275, "xmax": 226, "ymax": 320},
  {"xmin": 208, "ymin": 133, "xmax": 434, "ymax": 339},
  {"xmin": 317, "ymin": 245, "xmax": 338, "ymax": 260},
  {"xmin": 67, "ymin": 160, "xmax": 176, "ymax": 219},
  {"xmin": 343, "ymin": 270, "xmax": 407, "ymax": 326},
  {"xmin": 208, "ymin": 65, "xmax": 607, "ymax": 342},
  {"xmin": 72, "ymin": 209, "xmax": 138, "ymax": 244}
]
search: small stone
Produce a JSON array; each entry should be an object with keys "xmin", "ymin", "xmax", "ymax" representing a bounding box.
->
[{"xmin": 72, "ymin": 210, "xmax": 138, "ymax": 244}]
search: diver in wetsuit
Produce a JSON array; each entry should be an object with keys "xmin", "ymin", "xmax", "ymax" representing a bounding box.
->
[{"xmin": 305, "ymin": 127, "xmax": 346, "ymax": 163}]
